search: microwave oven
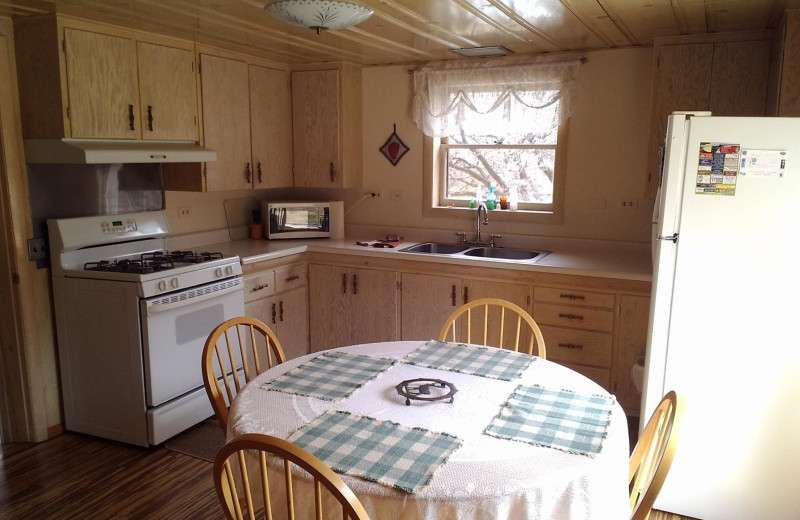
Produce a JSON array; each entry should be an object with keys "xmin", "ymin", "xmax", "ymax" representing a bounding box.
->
[{"xmin": 261, "ymin": 201, "xmax": 331, "ymax": 239}]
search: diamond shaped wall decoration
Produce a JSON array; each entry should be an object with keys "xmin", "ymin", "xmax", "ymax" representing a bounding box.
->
[{"xmin": 379, "ymin": 124, "xmax": 409, "ymax": 166}]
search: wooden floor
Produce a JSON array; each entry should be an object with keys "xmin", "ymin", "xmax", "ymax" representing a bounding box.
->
[{"xmin": 0, "ymin": 431, "xmax": 699, "ymax": 520}]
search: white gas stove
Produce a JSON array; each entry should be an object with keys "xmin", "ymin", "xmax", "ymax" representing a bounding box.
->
[{"xmin": 49, "ymin": 211, "xmax": 244, "ymax": 446}]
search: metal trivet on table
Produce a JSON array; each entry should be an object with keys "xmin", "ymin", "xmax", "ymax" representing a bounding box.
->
[{"xmin": 395, "ymin": 378, "xmax": 457, "ymax": 406}]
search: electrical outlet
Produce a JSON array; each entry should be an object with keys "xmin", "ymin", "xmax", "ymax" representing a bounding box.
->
[
  {"xmin": 619, "ymin": 199, "xmax": 638, "ymax": 210},
  {"xmin": 27, "ymin": 237, "xmax": 47, "ymax": 261},
  {"xmin": 178, "ymin": 207, "xmax": 191, "ymax": 218}
]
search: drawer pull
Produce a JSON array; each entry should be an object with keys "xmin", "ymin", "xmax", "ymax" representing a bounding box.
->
[
  {"xmin": 558, "ymin": 313, "xmax": 584, "ymax": 320},
  {"xmin": 285, "ymin": 275, "xmax": 300, "ymax": 282},
  {"xmin": 271, "ymin": 303, "xmax": 277, "ymax": 324},
  {"xmin": 251, "ymin": 283, "xmax": 270, "ymax": 292},
  {"xmin": 279, "ymin": 300, "xmax": 284, "ymax": 322},
  {"xmin": 342, "ymin": 273, "xmax": 347, "ymax": 294},
  {"xmin": 451, "ymin": 284, "xmax": 456, "ymax": 306},
  {"xmin": 559, "ymin": 293, "xmax": 585, "ymax": 300},
  {"xmin": 353, "ymin": 274, "xmax": 359, "ymax": 295},
  {"xmin": 558, "ymin": 343, "xmax": 584, "ymax": 350}
]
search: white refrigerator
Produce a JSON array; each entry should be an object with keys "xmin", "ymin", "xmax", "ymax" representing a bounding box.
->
[{"xmin": 642, "ymin": 113, "xmax": 800, "ymax": 520}]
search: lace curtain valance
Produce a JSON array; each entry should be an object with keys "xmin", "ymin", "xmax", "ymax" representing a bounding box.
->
[{"xmin": 411, "ymin": 60, "xmax": 580, "ymax": 138}]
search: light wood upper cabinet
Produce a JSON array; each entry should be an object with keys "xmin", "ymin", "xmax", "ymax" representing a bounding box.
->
[
  {"xmin": 644, "ymin": 34, "xmax": 772, "ymax": 198},
  {"xmin": 250, "ymin": 65, "xmax": 293, "ymax": 189},
  {"xmin": 292, "ymin": 66, "xmax": 362, "ymax": 188},
  {"xmin": 776, "ymin": 10, "xmax": 800, "ymax": 116},
  {"xmin": 137, "ymin": 42, "xmax": 198, "ymax": 141},
  {"xmin": 63, "ymin": 28, "xmax": 138, "ymax": 139},
  {"xmin": 166, "ymin": 54, "xmax": 293, "ymax": 192},
  {"xmin": 200, "ymin": 54, "xmax": 252, "ymax": 191},
  {"xmin": 13, "ymin": 15, "xmax": 199, "ymax": 141}
]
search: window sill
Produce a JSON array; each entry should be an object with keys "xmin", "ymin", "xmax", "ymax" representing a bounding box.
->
[{"xmin": 423, "ymin": 205, "xmax": 563, "ymax": 224}]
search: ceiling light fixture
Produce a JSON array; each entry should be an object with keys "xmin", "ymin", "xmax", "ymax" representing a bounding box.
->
[
  {"xmin": 450, "ymin": 46, "xmax": 513, "ymax": 58},
  {"xmin": 265, "ymin": 0, "xmax": 374, "ymax": 34}
]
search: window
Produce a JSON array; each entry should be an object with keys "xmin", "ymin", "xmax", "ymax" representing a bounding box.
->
[{"xmin": 413, "ymin": 60, "xmax": 579, "ymax": 221}]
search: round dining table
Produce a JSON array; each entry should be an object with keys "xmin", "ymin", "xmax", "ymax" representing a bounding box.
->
[{"xmin": 227, "ymin": 340, "xmax": 630, "ymax": 520}]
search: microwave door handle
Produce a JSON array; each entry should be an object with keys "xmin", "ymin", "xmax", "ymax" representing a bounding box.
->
[{"xmin": 280, "ymin": 209, "xmax": 286, "ymax": 230}]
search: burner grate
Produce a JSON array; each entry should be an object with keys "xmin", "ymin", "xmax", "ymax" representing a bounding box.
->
[{"xmin": 84, "ymin": 250, "xmax": 225, "ymax": 273}]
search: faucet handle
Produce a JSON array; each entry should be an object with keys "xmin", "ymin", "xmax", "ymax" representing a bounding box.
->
[
  {"xmin": 489, "ymin": 234, "xmax": 503, "ymax": 247},
  {"xmin": 455, "ymin": 232, "xmax": 467, "ymax": 244}
]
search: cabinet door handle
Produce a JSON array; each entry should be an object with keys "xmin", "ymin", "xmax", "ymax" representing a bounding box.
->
[
  {"xmin": 342, "ymin": 273, "xmax": 347, "ymax": 294},
  {"xmin": 271, "ymin": 303, "xmax": 277, "ymax": 324},
  {"xmin": 463, "ymin": 286, "xmax": 469, "ymax": 303},
  {"xmin": 352, "ymin": 274, "xmax": 358, "ymax": 295},
  {"xmin": 147, "ymin": 105, "xmax": 153, "ymax": 131},
  {"xmin": 251, "ymin": 283, "xmax": 269, "ymax": 292},
  {"xmin": 257, "ymin": 162, "xmax": 263, "ymax": 183},
  {"xmin": 559, "ymin": 293, "xmax": 585, "ymax": 301},
  {"xmin": 128, "ymin": 104, "xmax": 135, "ymax": 131},
  {"xmin": 245, "ymin": 163, "xmax": 252, "ymax": 183},
  {"xmin": 558, "ymin": 313, "xmax": 584, "ymax": 321},
  {"xmin": 285, "ymin": 275, "xmax": 299, "ymax": 282},
  {"xmin": 558, "ymin": 343, "xmax": 584, "ymax": 350},
  {"xmin": 279, "ymin": 300, "xmax": 284, "ymax": 322},
  {"xmin": 451, "ymin": 284, "xmax": 456, "ymax": 306},
  {"xmin": 329, "ymin": 162, "xmax": 335, "ymax": 182}
]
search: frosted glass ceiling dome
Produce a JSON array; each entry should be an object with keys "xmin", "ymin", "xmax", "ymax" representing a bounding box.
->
[{"xmin": 265, "ymin": 0, "xmax": 374, "ymax": 33}]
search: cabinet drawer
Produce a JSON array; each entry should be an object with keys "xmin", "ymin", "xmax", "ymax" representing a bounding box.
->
[
  {"xmin": 540, "ymin": 326, "xmax": 612, "ymax": 368},
  {"xmin": 533, "ymin": 303, "xmax": 614, "ymax": 332},
  {"xmin": 561, "ymin": 363, "xmax": 611, "ymax": 391},
  {"xmin": 244, "ymin": 270, "xmax": 275, "ymax": 302},
  {"xmin": 275, "ymin": 264, "xmax": 307, "ymax": 293},
  {"xmin": 534, "ymin": 287, "xmax": 615, "ymax": 309}
]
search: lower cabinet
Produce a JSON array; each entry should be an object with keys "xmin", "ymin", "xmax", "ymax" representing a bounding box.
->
[
  {"xmin": 309, "ymin": 264, "xmax": 399, "ymax": 351},
  {"xmin": 614, "ymin": 295, "xmax": 651, "ymax": 411},
  {"xmin": 244, "ymin": 262, "xmax": 309, "ymax": 361}
]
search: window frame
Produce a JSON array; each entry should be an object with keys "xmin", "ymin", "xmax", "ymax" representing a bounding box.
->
[{"xmin": 423, "ymin": 122, "xmax": 568, "ymax": 224}]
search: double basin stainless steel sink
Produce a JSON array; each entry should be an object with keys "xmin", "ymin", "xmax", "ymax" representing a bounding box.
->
[{"xmin": 398, "ymin": 242, "xmax": 549, "ymax": 263}]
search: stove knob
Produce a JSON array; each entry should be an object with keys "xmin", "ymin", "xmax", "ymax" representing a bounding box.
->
[
  {"xmin": 170, "ymin": 278, "xmax": 179, "ymax": 289},
  {"xmin": 225, "ymin": 266, "xmax": 233, "ymax": 276},
  {"xmin": 158, "ymin": 280, "xmax": 167, "ymax": 292},
  {"xmin": 215, "ymin": 268, "xmax": 223, "ymax": 278}
]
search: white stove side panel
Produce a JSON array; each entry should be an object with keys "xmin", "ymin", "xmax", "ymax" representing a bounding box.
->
[{"xmin": 52, "ymin": 277, "xmax": 149, "ymax": 446}]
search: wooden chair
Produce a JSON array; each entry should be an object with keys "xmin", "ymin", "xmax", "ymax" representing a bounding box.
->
[
  {"xmin": 202, "ymin": 317, "xmax": 287, "ymax": 434},
  {"xmin": 214, "ymin": 433, "xmax": 371, "ymax": 520},
  {"xmin": 437, "ymin": 297, "xmax": 546, "ymax": 358},
  {"xmin": 629, "ymin": 390, "xmax": 685, "ymax": 520}
]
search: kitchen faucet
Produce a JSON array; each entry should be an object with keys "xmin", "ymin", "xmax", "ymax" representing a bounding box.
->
[{"xmin": 475, "ymin": 203, "xmax": 488, "ymax": 244}]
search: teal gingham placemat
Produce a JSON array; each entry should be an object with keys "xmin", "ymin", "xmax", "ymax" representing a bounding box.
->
[
  {"xmin": 401, "ymin": 339, "xmax": 535, "ymax": 381},
  {"xmin": 261, "ymin": 352, "xmax": 395, "ymax": 402},
  {"xmin": 288, "ymin": 410, "xmax": 462, "ymax": 493},
  {"xmin": 485, "ymin": 384, "xmax": 615, "ymax": 457}
]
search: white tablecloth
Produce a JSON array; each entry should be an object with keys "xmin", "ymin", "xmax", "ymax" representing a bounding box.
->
[{"xmin": 228, "ymin": 341, "xmax": 630, "ymax": 520}]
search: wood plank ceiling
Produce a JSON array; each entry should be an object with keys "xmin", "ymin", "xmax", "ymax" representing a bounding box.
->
[{"xmin": 1, "ymin": 0, "xmax": 798, "ymax": 65}]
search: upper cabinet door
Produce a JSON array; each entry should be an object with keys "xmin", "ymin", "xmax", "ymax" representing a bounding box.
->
[
  {"xmin": 200, "ymin": 54, "xmax": 252, "ymax": 192},
  {"xmin": 137, "ymin": 42, "xmax": 198, "ymax": 141},
  {"xmin": 64, "ymin": 28, "xmax": 138, "ymax": 139},
  {"xmin": 292, "ymin": 69, "xmax": 340, "ymax": 188},
  {"xmin": 250, "ymin": 65, "xmax": 293, "ymax": 188}
]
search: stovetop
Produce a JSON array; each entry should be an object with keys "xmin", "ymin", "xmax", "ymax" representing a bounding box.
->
[{"xmin": 84, "ymin": 250, "xmax": 225, "ymax": 275}]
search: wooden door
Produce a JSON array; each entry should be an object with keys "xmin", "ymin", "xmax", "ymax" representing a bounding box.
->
[
  {"xmin": 292, "ymin": 69, "xmax": 340, "ymax": 187},
  {"xmin": 137, "ymin": 42, "xmax": 197, "ymax": 141},
  {"xmin": 308, "ymin": 264, "xmax": 350, "ymax": 351},
  {"xmin": 249, "ymin": 65, "xmax": 293, "ymax": 188},
  {"xmin": 275, "ymin": 286, "xmax": 309, "ymax": 361},
  {"xmin": 615, "ymin": 295, "xmax": 650, "ymax": 413},
  {"xmin": 200, "ymin": 54, "xmax": 252, "ymax": 191},
  {"xmin": 401, "ymin": 273, "xmax": 461, "ymax": 341},
  {"xmin": 462, "ymin": 279, "xmax": 531, "ymax": 349},
  {"xmin": 63, "ymin": 28, "xmax": 138, "ymax": 139},
  {"xmin": 347, "ymin": 267, "xmax": 399, "ymax": 346}
]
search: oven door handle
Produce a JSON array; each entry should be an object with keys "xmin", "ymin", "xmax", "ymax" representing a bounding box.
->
[{"xmin": 143, "ymin": 280, "xmax": 243, "ymax": 316}]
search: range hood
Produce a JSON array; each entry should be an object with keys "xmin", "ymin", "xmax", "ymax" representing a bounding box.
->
[{"xmin": 23, "ymin": 139, "xmax": 216, "ymax": 164}]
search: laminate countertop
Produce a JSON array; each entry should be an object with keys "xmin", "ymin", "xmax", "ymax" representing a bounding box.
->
[{"xmin": 168, "ymin": 232, "xmax": 652, "ymax": 282}]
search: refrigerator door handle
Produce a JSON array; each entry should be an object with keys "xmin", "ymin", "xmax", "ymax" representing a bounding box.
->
[{"xmin": 657, "ymin": 233, "xmax": 679, "ymax": 243}]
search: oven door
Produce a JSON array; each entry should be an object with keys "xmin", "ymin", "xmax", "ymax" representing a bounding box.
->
[{"xmin": 140, "ymin": 277, "xmax": 244, "ymax": 407}]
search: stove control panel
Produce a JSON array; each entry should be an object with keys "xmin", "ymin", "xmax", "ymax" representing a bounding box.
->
[{"xmin": 102, "ymin": 218, "xmax": 138, "ymax": 234}]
